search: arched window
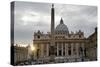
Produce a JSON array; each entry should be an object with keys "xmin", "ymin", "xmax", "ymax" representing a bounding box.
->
[{"xmin": 37, "ymin": 35, "xmax": 40, "ymax": 39}]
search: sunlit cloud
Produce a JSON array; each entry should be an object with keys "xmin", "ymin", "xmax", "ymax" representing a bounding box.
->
[{"xmin": 20, "ymin": 11, "xmax": 61, "ymax": 26}]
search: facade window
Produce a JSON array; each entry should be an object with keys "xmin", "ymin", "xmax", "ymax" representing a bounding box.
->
[
  {"xmin": 63, "ymin": 51, "xmax": 65, "ymax": 56},
  {"xmin": 68, "ymin": 43, "xmax": 71, "ymax": 55},
  {"xmin": 37, "ymin": 35, "xmax": 40, "ymax": 39},
  {"xmin": 79, "ymin": 35, "xmax": 81, "ymax": 38},
  {"xmin": 59, "ymin": 50, "xmax": 62, "ymax": 56},
  {"xmin": 63, "ymin": 43, "xmax": 65, "ymax": 56},
  {"xmin": 68, "ymin": 50, "xmax": 71, "ymax": 55}
]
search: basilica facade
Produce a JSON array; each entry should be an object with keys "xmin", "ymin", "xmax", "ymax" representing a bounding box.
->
[{"xmin": 33, "ymin": 4, "xmax": 88, "ymax": 63}]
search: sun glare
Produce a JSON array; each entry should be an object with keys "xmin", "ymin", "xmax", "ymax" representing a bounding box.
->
[
  {"xmin": 22, "ymin": 16, "xmax": 29, "ymax": 22},
  {"xmin": 31, "ymin": 45, "xmax": 36, "ymax": 51}
]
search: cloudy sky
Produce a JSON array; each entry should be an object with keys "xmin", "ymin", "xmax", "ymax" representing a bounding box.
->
[{"xmin": 14, "ymin": 1, "xmax": 97, "ymax": 44}]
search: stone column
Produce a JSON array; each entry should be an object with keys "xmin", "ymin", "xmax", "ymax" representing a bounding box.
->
[
  {"xmin": 47, "ymin": 43, "xmax": 49, "ymax": 57},
  {"xmin": 76, "ymin": 43, "xmax": 79, "ymax": 58},
  {"xmin": 81, "ymin": 43, "xmax": 85, "ymax": 57},
  {"xmin": 65, "ymin": 43, "xmax": 66, "ymax": 56},
  {"xmin": 57, "ymin": 42, "xmax": 59, "ymax": 56},
  {"xmin": 65, "ymin": 43, "xmax": 68, "ymax": 56},
  {"xmin": 34, "ymin": 44, "xmax": 37, "ymax": 59},
  {"xmin": 62, "ymin": 43, "xmax": 63, "ymax": 56},
  {"xmin": 41, "ymin": 44, "xmax": 44, "ymax": 58},
  {"xmin": 71, "ymin": 43, "xmax": 74, "ymax": 56}
]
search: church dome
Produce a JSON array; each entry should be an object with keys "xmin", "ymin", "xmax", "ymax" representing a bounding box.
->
[{"xmin": 55, "ymin": 18, "xmax": 69, "ymax": 34}]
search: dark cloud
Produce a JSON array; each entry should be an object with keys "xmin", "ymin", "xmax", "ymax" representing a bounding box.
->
[
  {"xmin": 15, "ymin": 1, "xmax": 51, "ymax": 15},
  {"xmin": 14, "ymin": 1, "xmax": 97, "ymax": 44}
]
